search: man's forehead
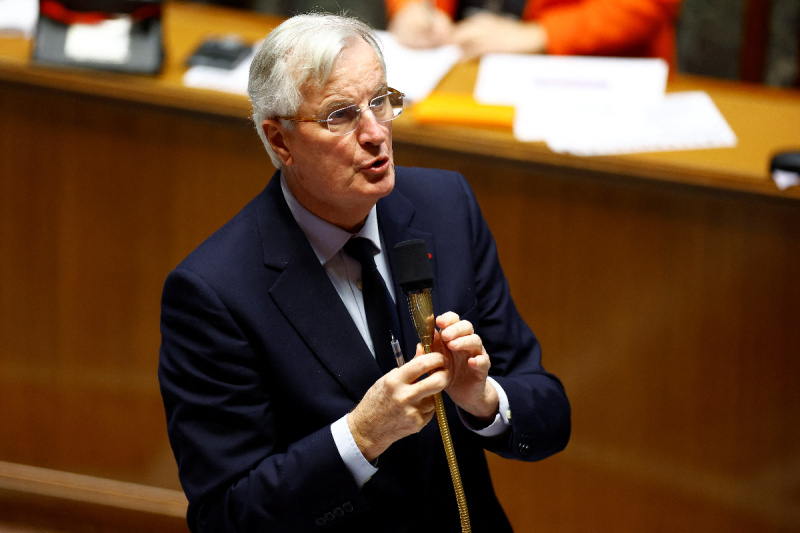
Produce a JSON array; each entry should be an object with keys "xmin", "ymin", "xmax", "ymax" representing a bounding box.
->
[
  {"xmin": 301, "ymin": 51, "xmax": 386, "ymax": 106},
  {"xmin": 323, "ymin": 79, "xmax": 387, "ymax": 100}
]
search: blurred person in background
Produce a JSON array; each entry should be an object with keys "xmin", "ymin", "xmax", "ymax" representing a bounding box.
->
[{"xmin": 387, "ymin": 0, "xmax": 681, "ymax": 68}]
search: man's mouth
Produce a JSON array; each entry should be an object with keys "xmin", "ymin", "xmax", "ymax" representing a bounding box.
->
[{"xmin": 365, "ymin": 157, "xmax": 389, "ymax": 171}]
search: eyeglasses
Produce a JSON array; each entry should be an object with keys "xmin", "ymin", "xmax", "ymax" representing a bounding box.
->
[{"xmin": 277, "ymin": 88, "xmax": 404, "ymax": 136}]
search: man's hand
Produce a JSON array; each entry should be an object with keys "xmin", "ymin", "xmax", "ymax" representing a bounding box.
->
[
  {"xmin": 432, "ymin": 312, "xmax": 499, "ymax": 423},
  {"xmin": 452, "ymin": 12, "xmax": 547, "ymax": 60},
  {"xmin": 347, "ymin": 351, "xmax": 448, "ymax": 461},
  {"xmin": 348, "ymin": 312, "xmax": 499, "ymax": 461},
  {"xmin": 388, "ymin": 2, "xmax": 455, "ymax": 49}
]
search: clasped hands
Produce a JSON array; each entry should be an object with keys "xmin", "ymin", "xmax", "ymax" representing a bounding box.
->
[
  {"xmin": 348, "ymin": 312, "xmax": 499, "ymax": 461},
  {"xmin": 387, "ymin": 3, "xmax": 547, "ymax": 60}
]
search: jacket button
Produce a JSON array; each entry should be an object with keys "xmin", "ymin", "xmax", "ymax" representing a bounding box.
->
[
  {"xmin": 518, "ymin": 441, "xmax": 531, "ymax": 457},
  {"xmin": 315, "ymin": 517, "xmax": 326, "ymax": 526},
  {"xmin": 342, "ymin": 502, "xmax": 354, "ymax": 513},
  {"xmin": 324, "ymin": 512, "xmax": 336, "ymax": 521},
  {"xmin": 334, "ymin": 506, "xmax": 345, "ymax": 517}
]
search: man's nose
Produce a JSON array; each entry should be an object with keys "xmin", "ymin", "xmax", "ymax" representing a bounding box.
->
[{"xmin": 356, "ymin": 108, "xmax": 387, "ymax": 144}]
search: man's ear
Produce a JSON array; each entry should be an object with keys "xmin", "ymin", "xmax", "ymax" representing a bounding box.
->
[{"xmin": 262, "ymin": 119, "xmax": 294, "ymax": 167}]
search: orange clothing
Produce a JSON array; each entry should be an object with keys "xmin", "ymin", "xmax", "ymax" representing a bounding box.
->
[{"xmin": 386, "ymin": 0, "xmax": 681, "ymax": 69}]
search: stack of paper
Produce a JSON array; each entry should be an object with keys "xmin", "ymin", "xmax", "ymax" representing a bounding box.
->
[
  {"xmin": 523, "ymin": 91, "xmax": 737, "ymax": 156},
  {"xmin": 475, "ymin": 54, "xmax": 737, "ymax": 155}
]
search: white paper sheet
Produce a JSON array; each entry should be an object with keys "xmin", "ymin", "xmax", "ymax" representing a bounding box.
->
[
  {"xmin": 0, "ymin": 0, "xmax": 38, "ymax": 37},
  {"xmin": 64, "ymin": 18, "xmax": 132, "ymax": 64},
  {"xmin": 475, "ymin": 54, "xmax": 668, "ymax": 107},
  {"xmin": 375, "ymin": 31, "xmax": 462, "ymax": 103},
  {"xmin": 773, "ymin": 169, "xmax": 800, "ymax": 191},
  {"xmin": 474, "ymin": 54, "xmax": 736, "ymax": 155},
  {"xmin": 514, "ymin": 91, "xmax": 737, "ymax": 156}
]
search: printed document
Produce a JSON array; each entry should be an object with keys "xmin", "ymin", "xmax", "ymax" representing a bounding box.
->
[{"xmin": 475, "ymin": 54, "xmax": 736, "ymax": 155}]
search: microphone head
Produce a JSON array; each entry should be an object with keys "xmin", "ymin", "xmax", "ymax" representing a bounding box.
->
[{"xmin": 393, "ymin": 239, "xmax": 434, "ymax": 293}]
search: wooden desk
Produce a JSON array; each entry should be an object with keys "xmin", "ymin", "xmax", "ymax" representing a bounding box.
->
[{"xmin": 1, "ymin": 2, "xmax": 799, "ymax": 531}]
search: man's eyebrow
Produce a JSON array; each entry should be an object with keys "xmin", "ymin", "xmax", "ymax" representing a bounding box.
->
[
  {"xmin": 371, "ymin": 83, "xmax": 389, "ymax": 98},
  {"xmin": 319, "ymin": 84, "xmax": 389, "ymax": 116},
  {"xmin": 321, "ymin": 99, "xmax": 353, "ymax": 116}
]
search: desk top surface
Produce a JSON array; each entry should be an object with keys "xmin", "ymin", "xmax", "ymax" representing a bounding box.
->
[{"xmin": 2, "ymin": 1, "xmax": 799, "ymax": 200}]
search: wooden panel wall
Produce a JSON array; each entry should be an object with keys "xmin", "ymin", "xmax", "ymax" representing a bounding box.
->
[
  {"xmin": 393, "ymin": 144, "xmax": 800, "ymax": 532},
  {"xmin": 0, "ymin": 80, "xmax": 271, "ymax": 493},
  {"xmin": 2, "ymin": 76, "xmax": 800, "ymax": 531}
]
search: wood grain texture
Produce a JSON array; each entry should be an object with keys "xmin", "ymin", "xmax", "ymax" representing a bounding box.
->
[{"xmin": 1, "ymin": 2, "xmax": 799, "ymax": 531}]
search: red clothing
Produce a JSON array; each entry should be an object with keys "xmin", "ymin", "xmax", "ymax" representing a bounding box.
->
[{"xmin": 386, "ymin": 0, "xmax": 681, "ymax": 69}]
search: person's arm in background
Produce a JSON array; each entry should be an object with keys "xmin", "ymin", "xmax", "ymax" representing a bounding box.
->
[
  {"xmin": 387, "ymin": 0, "xmax": 457, "ymax": 48},
  {"xmin": 394, "ymin": 0, "xmax": 680, "ymax": 66},
  {"xmin": 451, "ymin": 12, "xmax": 548, "ymax": 59}
]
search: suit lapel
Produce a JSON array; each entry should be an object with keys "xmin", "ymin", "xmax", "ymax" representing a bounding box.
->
[{"xmin": 257, "ymin": 173, "xmax": 382, "ymax": 402}]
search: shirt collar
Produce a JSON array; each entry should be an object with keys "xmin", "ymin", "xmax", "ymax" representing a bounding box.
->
[{"xmin": 280, "ymin": 171, "xmax": 382, "ymax": 265}]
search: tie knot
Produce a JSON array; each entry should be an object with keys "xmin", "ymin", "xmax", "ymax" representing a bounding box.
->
[{"xmin": 343, "ymin": 237, "xmax": 377, "ymax": 267}]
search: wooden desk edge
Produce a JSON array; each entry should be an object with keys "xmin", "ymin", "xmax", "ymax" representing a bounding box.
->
[
  {"xmin": 392, "ymin": 121, "xmax": 800, "ymax": 201},
  {"xmin": 0, "ymin": 460, "xmax": 187, "ymax": 518},
  {"xmin": 0, "ymin": 55, "xmax": 252, "ymax": 119},
  {"xmin": 2, "ymin": 2, "xmax": 798, "ymax": 202}
]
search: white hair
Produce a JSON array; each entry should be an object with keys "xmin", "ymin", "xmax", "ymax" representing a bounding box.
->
[{"xmin": 247, "ymin": 13, "xmax": 387, "ymax": 168}]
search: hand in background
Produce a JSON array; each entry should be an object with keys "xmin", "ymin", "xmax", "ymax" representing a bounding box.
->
[
  {"xmin": 452, "ymin": 12, "xmax": 547, "ymax": 59},
  {"xmin": 388, "ymin": 2, "xmax": 455, "ymax": 48}
]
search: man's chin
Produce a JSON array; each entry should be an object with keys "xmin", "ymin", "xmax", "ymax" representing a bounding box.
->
[
  {"xmin": 360, "ymin": 163, "xmax": 394, "ymax": 193},
  {"xmin": 373, "ymin": 170, "xmax": 395, "ymax": 198}
]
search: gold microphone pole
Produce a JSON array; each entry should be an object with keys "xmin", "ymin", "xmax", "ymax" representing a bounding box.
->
[{"xmin": 394, "ymin": 240, "xmax": 471, "ymax": 532}]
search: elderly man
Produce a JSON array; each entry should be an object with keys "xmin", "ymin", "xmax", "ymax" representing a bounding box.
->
[{"xmin": 158, "ymin": 13, "xmax": 570, "ymax": 532}]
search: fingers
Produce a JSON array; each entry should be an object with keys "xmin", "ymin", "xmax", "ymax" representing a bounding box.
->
[
  {"xmin": 451, "ymin": 13, "xmax": 494, "ymax": 56},
  {"xmin": 389, "ymin": 3, "xmax": 453, "ymax": 48},
  {"xmin": 395, "ymin": 350, "xmax": 449, "ymax": 394},
  {"xmin": 435, "ymin": 313, "xmax": 491, "ymax": 379},
  {"xmin": 451, "ymin": 14, "xmax": 546, "ymax": 58},
  {"xmin": 417, "ymin": 394, "xmax": 437, "ymax": 417},
  {"xmin": 438, "ymin": 314, "xmax": 471, "ymax": 341},
  {"xmin": 436, "ymin": 311, "xmax": 462, "ymax": 332},
  {"xmin": 400, "ymin": 348, "xmax": 444, "ymax": 377},
  {"xmin": 349, "ymin": 359, "xmax": 445, "ymax": 460},
  {"xmin": 437, "ymin": 314, "xmax": 483, "ymax": 353}
]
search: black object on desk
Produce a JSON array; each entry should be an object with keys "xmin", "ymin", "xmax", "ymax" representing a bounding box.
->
[
  {"xmin": 771, "ymin": 151, "xmax": 800, "ymax": 175},
  {"xmin": 32, "ymin": 0, "xmax": 164, "ymax": 75},
  {"xmin": 186, "ymin": 36, "xmax": 252, "ymax": 70}
]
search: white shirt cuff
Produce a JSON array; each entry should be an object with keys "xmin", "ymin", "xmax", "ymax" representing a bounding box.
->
[
  {"xmin": 459, "ymin": 376, "xmax": 511, "ymax": 437},
  {"xmin": 331, "ymin": 415, "xmax": 378, "ymax": 488}
]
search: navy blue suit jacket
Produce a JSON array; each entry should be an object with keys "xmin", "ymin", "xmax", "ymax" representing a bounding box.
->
[{"xmin": 158, "ymin": 167, "xmax": 570, "ymax": 532}]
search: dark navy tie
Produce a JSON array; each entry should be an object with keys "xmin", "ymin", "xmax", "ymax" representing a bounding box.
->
[{"xmin": 343, "ymin": 237, "xmax": 401, "ymax": 374}]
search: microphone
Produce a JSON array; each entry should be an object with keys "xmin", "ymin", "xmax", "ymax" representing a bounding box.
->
[
  {"xmin": 393, "ymin": 239, "xmax": 435, "ymax": 351},
  {"xmin": 393, "ymin": 239, "xmax": 471, "ymax": 532}
]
